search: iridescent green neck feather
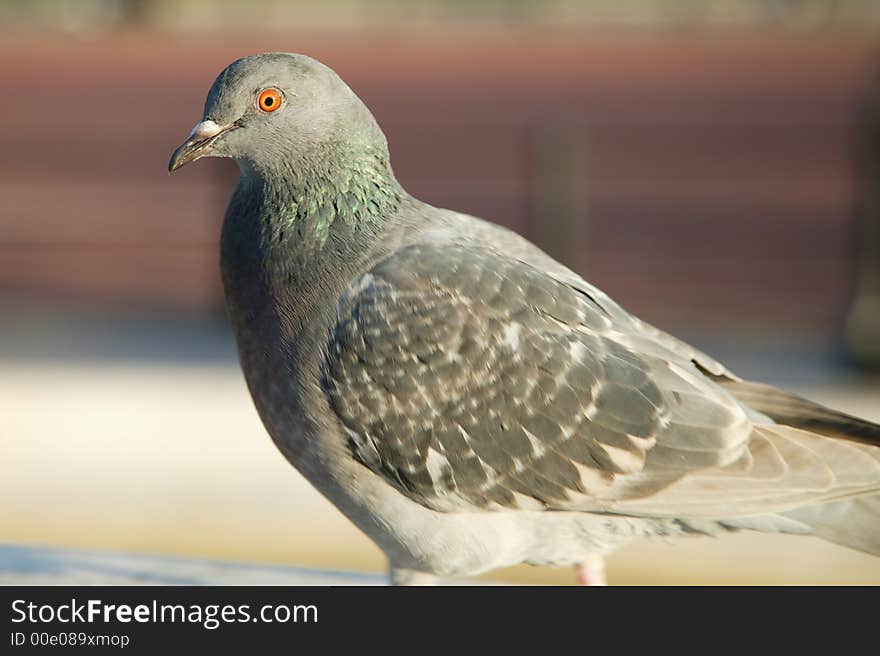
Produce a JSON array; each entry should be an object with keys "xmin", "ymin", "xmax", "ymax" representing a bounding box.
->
[
  {"xmin": 262, "ymin": 144, "xmax": 402, "ymax": 248},
  {"xmin": 221, "ymin": 138, "xmax": 405, "ymax": 282}
]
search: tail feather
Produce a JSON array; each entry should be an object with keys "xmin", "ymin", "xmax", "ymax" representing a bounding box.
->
[
  {"xmin": 783, "ymin": 496, "xmax": 880, "ymax": 557},
  {"xmin": 712, "ymin": 378, "xmax": 880, "ymax": 556},
  {"xmin": 718, "ymin": 380, "xmax": 880, "ymax": 447}
]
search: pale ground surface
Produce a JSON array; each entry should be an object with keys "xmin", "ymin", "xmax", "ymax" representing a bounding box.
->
[
  {"xmin": 2, "ymin": 305, "xmax": 879, "ymax": 585},
  {"xmin": 0, "ymin": 544, "xmax": 382, "ymax": 585}
]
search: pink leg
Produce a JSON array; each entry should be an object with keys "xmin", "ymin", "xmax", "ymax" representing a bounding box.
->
[{"xmin": 575, "ymin": 554, "xmax": 607, "ymax": 586}]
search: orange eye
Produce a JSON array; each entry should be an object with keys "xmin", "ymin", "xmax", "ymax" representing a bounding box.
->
[{"xmin": 257, "ymin": 88, "xmax": 283, "ymax": 113}]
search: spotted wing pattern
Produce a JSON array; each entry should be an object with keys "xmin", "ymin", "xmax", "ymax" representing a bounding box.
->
[
  {"xmin": 321, "ymin": 242, "xmax": 771, "ymax": 513},
  {"xmin": 322, "ymin": 244, "xmax": 880, "ymax": 517}
]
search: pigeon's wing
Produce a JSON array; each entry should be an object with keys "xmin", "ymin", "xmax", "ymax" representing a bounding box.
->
[
  {"xmin": 322, "ymin": 242, "xmax": 880, "ymax": 517},
  {"xmin": 453, "ymin": 214, "xmax": 738, "ymax": 382}
]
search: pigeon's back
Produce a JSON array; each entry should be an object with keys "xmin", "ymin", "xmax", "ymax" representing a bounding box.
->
[{"xmin": 323, "ymin": 211, "xmax": 880, "ymax": 538}]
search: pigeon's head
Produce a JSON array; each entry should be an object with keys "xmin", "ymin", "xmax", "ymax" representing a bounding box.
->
[{"xmin": 169, "ymin": 53, "xmax": 385, "ymax": 174}]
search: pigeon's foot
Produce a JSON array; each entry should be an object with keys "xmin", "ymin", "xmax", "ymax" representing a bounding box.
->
[{"xmin": 575, "ymin": 554, "xmax": 607, "ymax": 586}]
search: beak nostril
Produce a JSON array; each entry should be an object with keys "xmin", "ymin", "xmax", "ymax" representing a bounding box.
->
[{"xmin": 187, "ymin": 120, "xmax": 222, "ymax": 141}]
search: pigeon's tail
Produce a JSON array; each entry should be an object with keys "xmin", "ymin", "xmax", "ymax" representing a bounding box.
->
[
  {"xmin": 782, "ymin": 495, "xmax": 880, "ymax": 557},
  {"xmin": 714, "ymin": 379, "xmax": 880, "ymax": 555},
  {"xmin": 718, "ymin": 380, "xmax": 880, "ymax": 447}
]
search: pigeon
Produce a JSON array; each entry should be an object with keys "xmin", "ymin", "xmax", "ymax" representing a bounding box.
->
[{"xmin": 170, "ymin": 53, "xmax": 880, "ymax": 585}]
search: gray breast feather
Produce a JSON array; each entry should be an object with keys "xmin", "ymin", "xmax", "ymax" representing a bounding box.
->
[{"xmin": 321, "ymin": 243, "xmax": 762, "ymax": 513}]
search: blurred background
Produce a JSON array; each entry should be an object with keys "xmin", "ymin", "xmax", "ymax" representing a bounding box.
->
[{"xmin": 2, "ymin": 0, "xmax": 880, "ymax": 584}]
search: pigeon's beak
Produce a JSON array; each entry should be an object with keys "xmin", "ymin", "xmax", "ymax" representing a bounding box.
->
[{"xmin": 168, "ymin": 120, "xmax": 235, "ymax": 173}]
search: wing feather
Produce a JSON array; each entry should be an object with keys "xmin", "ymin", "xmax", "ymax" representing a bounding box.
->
[{"xmin": 322, "ymin": 241, "xmax": 880, "ymax": 517}]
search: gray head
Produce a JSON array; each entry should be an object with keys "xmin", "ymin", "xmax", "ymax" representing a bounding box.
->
[{"xmin": 169, "ymin": 53, "xmax": 387, "ymax": 176}]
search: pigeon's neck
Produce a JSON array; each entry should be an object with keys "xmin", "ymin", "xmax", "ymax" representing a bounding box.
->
[
  {"xmin": 230, "ymin": 143, "xmax": 402, "ymax": 256},
  {"xmin": 220, "ymin": 142, "xmax": 407, "ymax": 329}
]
